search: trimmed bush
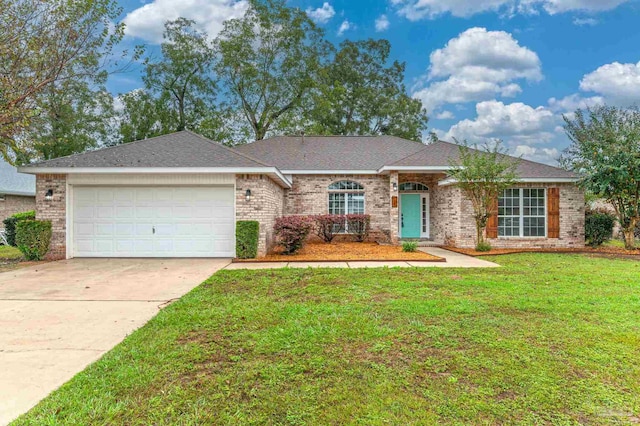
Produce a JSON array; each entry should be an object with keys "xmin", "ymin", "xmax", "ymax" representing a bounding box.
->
[
  {"xmin": 476, "ymin": 241, "xmax": 492, "ymax": 252},
  {"xmin": 346, "ymin": 214, "xmax": 371, "ymax": 242},
  {"xmin": 314, "ymin": 214, "xmax": 345, "ymax": 243},
  {"xmin": 402, "ymin": 241, "xmax": 418, "ymax": 252},
  {"xmin": 2, "ymin": 210, "xmax": 36, "ymax": 246},
  {"xmin": 274, "ymin": 216, "xmax": 314, "ymax": 255},
  {"xmin": 236, "ymin": 221, "xmax": 259, "ymax": 259},
  {"xmin": 585, "ymin": 212, "xmax": 615, "ymax": 247},
  {"xmin": 15, "ymin": 220, "xmax": 52, "ymax": 261}
]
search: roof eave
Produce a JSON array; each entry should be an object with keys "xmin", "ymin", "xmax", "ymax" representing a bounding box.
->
[
  {"xmin": 18, "ymin": 166, "xmax": 292, "ymax": 188},
  {"xmin": 438, "ymin": 177, "xmax": 580, "ymax": 186},
  {"xmin": 0, "ymin": 189, "xmax": 36, "ymax": 197}
]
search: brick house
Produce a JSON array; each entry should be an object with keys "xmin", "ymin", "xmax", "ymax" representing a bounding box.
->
[
  {"xmin": 1, "ymin": 159, "xmax": 36, "ymax": 225},
  {"xmin": 18, "ymin": 131, "xmax": 584, "ymax": 259}
]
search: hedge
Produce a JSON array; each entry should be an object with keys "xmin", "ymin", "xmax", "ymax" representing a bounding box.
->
[
  {"xmin": 314, "ymin": 214, "xmax": 345, "ymax": 243},
  {"xmin": 346, "ymin": 214, "xmax": 371, "ymax": 242},
  {"xmin": 2, "ymin": 210, "xmax": 36, "ymax": 246},
  {"xmin": 274, "ymin": 216, "xmax": 314, "ymax": 254},
  {"xmin": 236, "ymin": 221, "xmax": 259, "ymax": 259},
  {"xmin": 585, "ymin": 212, "xmax": 615, "ymax": 247},
  {"xmin": 15, "ymin": 220, "xmax": 52, "ymax": 261}
]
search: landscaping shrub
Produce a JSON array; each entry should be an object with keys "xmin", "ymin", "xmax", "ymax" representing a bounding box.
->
[
  {"xmin": 274, "ymin": 216, "xmax": 314, "ymax": 254},
  {"xmin": 585, "ymin": 212, "xmax": 615, "ymax": 247},
  {"xmin": 2, "ymin": 210, "xmax": 35, "ymax": 246},
  {"xmin": 476, "ymin": 241, "xmax": 492, "ymax": 252},
  {"xmin": 15, "ymin": 220, "xmax": 52, "ymax": 261},
  {"xmin": 314, "ymin": 214, "xmax": 345, "ymax": 243},
  {"xmin": 402, "ymin": 241, "xmax": 418, "ymax": 252},
  {"xmin": 236, "ymin": 221, "xmax": 259, "ymax": 259},
  {"xmin": 346, "ymin": 214, "xmax": 371, "ymax": 242}
]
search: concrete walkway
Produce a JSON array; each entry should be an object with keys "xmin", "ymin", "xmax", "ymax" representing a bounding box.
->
[
  {"xmin": 0, "ymin": 258, "xmax": 230, "ymax": 425},
  {"xmin": 224, "ymin": 247, "xmax": 499, "ymax": 270}
]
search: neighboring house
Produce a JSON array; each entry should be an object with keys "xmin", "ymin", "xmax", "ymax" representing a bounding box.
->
[
  {"xmin": 1, "ymin": 159, "xmax": 36, "ymax": 225},
  {"xmin": 18, "ymin": 131, "xmax": 584, "ymax": 259}
]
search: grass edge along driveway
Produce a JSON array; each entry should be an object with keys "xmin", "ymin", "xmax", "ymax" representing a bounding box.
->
[{"xmin": 14, "ymin": 254, "xmax": 640, "ymax": 425}]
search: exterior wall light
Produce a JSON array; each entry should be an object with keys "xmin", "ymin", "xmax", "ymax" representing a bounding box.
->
[
  {"xmin": 245, "ymin": 189, "xmax": 252, "ymax": 202},
  {"xmin": 44, "ymin": 189, "xmax": 54, "ymax": 201},
  {"xmin": 392, "ymin": 182, "xmax": 398, "ymax": 192}
]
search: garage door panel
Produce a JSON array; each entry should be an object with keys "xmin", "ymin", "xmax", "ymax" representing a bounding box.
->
[{"xmin": 73, "ymin": 186, "xmax": 234, "ymax": 258}]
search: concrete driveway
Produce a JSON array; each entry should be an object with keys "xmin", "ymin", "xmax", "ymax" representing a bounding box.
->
[{"xmin": 0, "ymin": 258, "xmax": 229, "ymax": 425}]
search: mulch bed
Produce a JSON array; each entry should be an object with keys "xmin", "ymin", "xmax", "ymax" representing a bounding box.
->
[
  {"xmin": 444, "ymin": 245, "xmax": 640, "ymax": 258},
  {"xmin": 234, "ymin": 242, "xmax": 444, "ymax": 263}
]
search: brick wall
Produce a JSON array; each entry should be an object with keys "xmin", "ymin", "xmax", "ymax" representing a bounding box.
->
[
  {"xmin": 436, "ymin": 183, "xmax": 585, "ymax": 248},
  {"xmin": 35, "ymin": 174, "xmax": 67, "ymax": 260},
  {"xmin": 0, "ymin": 194, "xmax": 35, "ymax": 223},
  {"xmin": 284, "ymin": 174, "xmax": 391, "ymax": 242},
  {"xmin": 236, "ymin": 174, "xmax": 285, "ymax": 256}
]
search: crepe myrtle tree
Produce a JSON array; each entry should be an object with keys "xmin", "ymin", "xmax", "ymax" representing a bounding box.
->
[
  {"xmin": 561, "ymin": 105, "xmax": 640, "ymax": 250},
  {"xmin": 447, "ymin": 140, "xmax": 520, "ymax": 250}
]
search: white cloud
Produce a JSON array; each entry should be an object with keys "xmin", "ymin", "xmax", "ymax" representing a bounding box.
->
[
  {"xmin": 375, "ymin": 14, "xmax": 390, "ymax": 32},
  {"xmin": 435, "ymin": 110, "xmax": 455, "ymax": 119},
  {"xmin": 579, "ymin": 61, "xmax": 640, "ymax": 105},
  {"xmin": 123, "ymin": 0, "xmax": 248, "ymax": 44},
  {"xmin": 306, "ymin": 2, "xmax": 335, "ymax": 24},
  {"xmin": 513, "ymin": 145, "xmax": 560, "ymax": 164},
  {"xmin": 573, "ymin": 17, "xmax": 598, "ymax": 26},
  {"xmin": 391, "ymin": 0, "xmax": 631, "ymax": 20},
  {"xmin": 412, "ymin": 28, "xmax": 541, "ymax": 111},
  {"xmin": 337, "ymin": 20, "xmax": 353, "ymax": 36},
  {"xmin": 548, "ymin": 93, "xmax": 604, "ymax": 113},
  {"xmin": 445, "ymin": 100, "xmax": 557, "ymax": 144}
]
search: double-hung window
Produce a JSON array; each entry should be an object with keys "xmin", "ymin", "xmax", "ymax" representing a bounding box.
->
[
  {"xmin": 498, "ymin": 188, "xmax": 546, "ymax": 237},
  {"xmin": 328, "ymin": 181, "xmax": 365, "ymax": 231}
]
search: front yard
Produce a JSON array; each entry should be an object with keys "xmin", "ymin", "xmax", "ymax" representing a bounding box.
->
[{"xmin": 14, "ymin": 254, "xmax": 640, "ymax": 425}]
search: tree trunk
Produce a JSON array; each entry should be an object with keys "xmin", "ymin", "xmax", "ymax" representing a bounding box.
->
[
  {"xmin": 623, "ymin": 226, "xmax": 636, "ymax": 250},
  {"xmin": 476, "ymin": 218, "xmax": 484, "ymax": 247}
]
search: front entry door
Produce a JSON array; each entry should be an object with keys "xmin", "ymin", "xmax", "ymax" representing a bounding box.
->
[{"xmin": 400, "ymin": 194, "xmax": 421, "ymax": 238}]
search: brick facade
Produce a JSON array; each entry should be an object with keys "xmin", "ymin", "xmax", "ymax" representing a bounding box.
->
[
  {"xmin": 236, "ymin": 174, "xmax": 285, "ymax": 256},
  {"xmin": 428, "ymin": 182, "xmax": 585, "ymax": 248},
  {"xmin": 0, "ymin": 194, "xmax": 35, "ymax": 223},
  {"xmin": 35, "ymin": 174, "xmax": 67, "ymax": 260},
  {"xmin": 284, "ymin": 174, "xmax": 391, "ymax": 243}
]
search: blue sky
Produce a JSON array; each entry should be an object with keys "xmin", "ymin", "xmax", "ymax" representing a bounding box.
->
[{"xmin": 112, "ymin": 0, "xmax": 640, "ymax": 164}]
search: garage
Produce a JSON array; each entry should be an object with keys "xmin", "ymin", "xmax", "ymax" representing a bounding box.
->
[{"xmin": 72, "ymin": 186, "xmax": 235, "ymax": 258}]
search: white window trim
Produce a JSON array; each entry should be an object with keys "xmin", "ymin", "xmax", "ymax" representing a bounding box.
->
[
  {"xmin": 498, "ymin": 188, "xmax": 547, "ymax": 239},
  {"xmin": 327, "ymin": 184, "xmax": 366, "ymax": 233}
]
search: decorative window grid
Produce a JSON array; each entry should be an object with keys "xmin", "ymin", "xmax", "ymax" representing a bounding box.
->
[
  {"xmin": 328, "ymin": 181, "xmax": 365, "ymax": 232},
  {"xmin": 399, "ymin": 182, "xmax": 429, "ymax": 192},
  {"xmin": 498, "ymin": 188, "xmax": 546, "ymax": 237},
  {"xmin": 329, "ymin": 180, "xmax": 364, "ymax": 191}
]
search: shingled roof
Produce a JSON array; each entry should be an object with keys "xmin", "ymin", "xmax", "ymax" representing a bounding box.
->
[
  {"xmin": 389, "ymin": 140, "xmax": 576, "ymax": 179},
  {"xmin": 0, "ymin": 159, "xmax": 35, "ymax": 196},
  {"xmin": 234, "ymin": 135, "xmax": 427, "ymax": 170},
  {"xmin": 21, "ymin": 131, "xmax": 270, "ymax": 169}
]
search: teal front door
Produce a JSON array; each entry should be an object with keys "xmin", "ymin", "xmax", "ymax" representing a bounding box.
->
[{"xmin": 400, "ymin": 194, "xmax": 421, "ymax": 238}]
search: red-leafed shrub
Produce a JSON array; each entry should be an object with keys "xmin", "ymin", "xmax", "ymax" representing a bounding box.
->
[
  {"xmin": 274, "ymin": 216, "xmax": 314, "ymax": 254},
  {"xmin": 346, "ymin": 214, "xmax": 371, "ymax": 242},
  {"xmin": 314, "ymin": 214, "xmax": 345, "ymax": 243}
]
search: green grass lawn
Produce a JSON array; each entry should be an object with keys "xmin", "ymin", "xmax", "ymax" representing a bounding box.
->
[
  {"xmin": 0, "ymin": 245, "xmax": 22, "ymax": 260},
  {"xmin": 14, "ymin": 254, "xmax": 640, "ymax": 425}
]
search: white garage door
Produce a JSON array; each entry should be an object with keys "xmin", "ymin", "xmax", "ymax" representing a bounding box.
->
[{"xmin": 72, "ymin": 186, "xmax": 235, "ymax": 257}]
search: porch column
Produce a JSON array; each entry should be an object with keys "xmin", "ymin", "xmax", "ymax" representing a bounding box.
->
[{"xmin": 389, "ymin": 171, "xmax": 399, "ymax": 244}]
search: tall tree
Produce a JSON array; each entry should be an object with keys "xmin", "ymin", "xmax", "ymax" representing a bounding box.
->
[
  {"xmin": 306, "ymin": 39, "xmax": 428, "ymax": 141},
  {"xmin": 215, "ymin": 0, "xmax": 330, "ymax": 141},
  {"xmin": 447, "ymin": 140, "xmax": 520, "ymax": 251},
  {"xmin": 22, "ymin": 80, "xmax": 115, "ymax": 160},
  {"xmin": 118, "ymin": 19, "xmax": 229, "ymax": 144},
  {"xmin": 143, "ymin": 18, "xmax": 217, "ymax": 133},
  {"xmin": 561, "ymin": 105, "xmax": 640, "ymax": 250},
  {"xmin": 0, "ymin": 0, "xmax": 136, "ymax": 161}
]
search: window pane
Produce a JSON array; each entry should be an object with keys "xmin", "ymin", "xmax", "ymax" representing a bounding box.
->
[
  {"xmin": 329, "ymin": 180, "xmax": 364, "ymax": 190},
  {"xmin": 328, "ymin": 193, "xmax": 346, "ymax": 215}
]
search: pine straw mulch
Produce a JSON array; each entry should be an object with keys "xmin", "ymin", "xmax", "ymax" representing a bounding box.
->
[
  {"xmin": 235, "ymin": 242, "xmax": 444, "ymax": 262},
  {"xmin": 444, "ymin": 245, "xmax": 640, "ymax": 259}
]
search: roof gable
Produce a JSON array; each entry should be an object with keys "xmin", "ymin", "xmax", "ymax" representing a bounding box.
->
[{"xmin": 21, "ymin": 131, "xmax": 270, "ymax": 169}]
